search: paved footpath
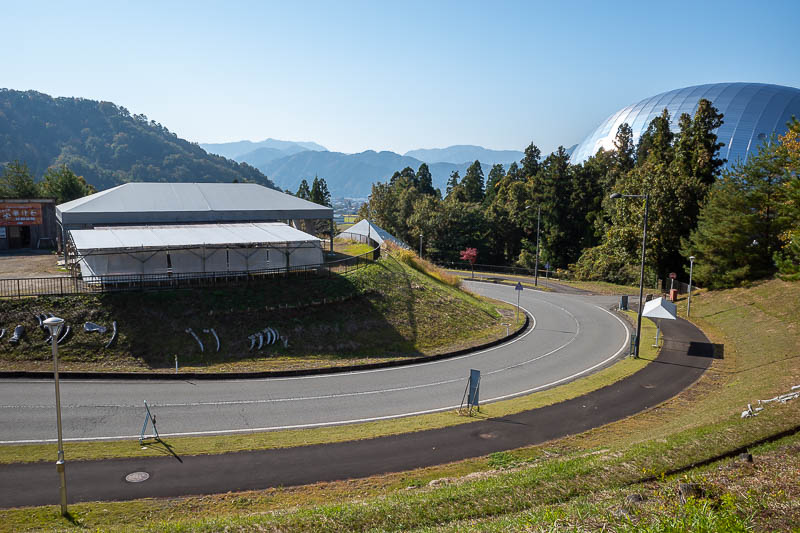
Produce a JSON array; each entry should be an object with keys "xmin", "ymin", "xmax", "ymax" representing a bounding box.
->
[{"xmin": 0, "ymin": 314, "xmax": 713, "ymax": 508}]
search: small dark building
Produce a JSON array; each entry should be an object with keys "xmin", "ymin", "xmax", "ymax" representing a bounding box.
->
[{"xmin": 0, "ymin": 198, "xmax": 58, "ymax": 251}]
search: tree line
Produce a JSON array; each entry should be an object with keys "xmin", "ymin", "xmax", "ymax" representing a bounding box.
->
[
  {"xmin": 356, "ymin": 100, "xmax": 800, "ymax": 289},
  {"xmin": 0, "ymin": 89, "xmax": 275, "ymax": 191},
  {"xmin": 0, "ymin": 160, "xmax": 95, "ymax": 203}
]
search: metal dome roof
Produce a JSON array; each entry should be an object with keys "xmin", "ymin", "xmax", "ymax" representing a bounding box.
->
[{"xmin": 571, "ymin": 82, "xmax": 800, "ymax": 167}]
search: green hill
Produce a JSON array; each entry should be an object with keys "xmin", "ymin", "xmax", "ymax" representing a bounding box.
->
[
  {"xmin": 0, "ymin": 89, "xmax": 275, "ymax": 190},
  {"xmin": 0, "ymin": 249, "xmax": 517, "ymax": 373}
]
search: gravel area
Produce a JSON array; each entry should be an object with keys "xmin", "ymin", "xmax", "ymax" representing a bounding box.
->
[{"xmin": 0, "ymin": 250, "xmax": 65, "ymax": 278}]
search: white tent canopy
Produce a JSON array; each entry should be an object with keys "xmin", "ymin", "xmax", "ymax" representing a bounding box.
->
[
  {"xmin": 338, "ymin": 219, "xmax": 408, "ymax": 249},
  {"xmin": 642, "ymin": 297, "xmax": 677, "ymax": 320},
  {"xmin": 71, "ymin": 222, "xmax": 323, "ymax": 278}
]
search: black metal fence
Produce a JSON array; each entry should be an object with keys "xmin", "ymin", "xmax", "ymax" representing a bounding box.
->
[{"xmin": 0, "ymin": 244, "xmax": 381, "ymax": 298}]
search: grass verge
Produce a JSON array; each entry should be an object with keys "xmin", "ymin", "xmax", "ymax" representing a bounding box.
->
[
  {"xmin": 3, "ymin": 279, "xmax": 796, "ymax": 531},
  {"xmin": 0, "ymin": 249, "xmax": 519, "ymax": 373}
]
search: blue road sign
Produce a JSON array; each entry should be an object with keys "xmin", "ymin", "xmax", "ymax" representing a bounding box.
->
[
  {"xmin": 515, "ymin": 282, "xmax": 523, "ymax": 291},
  {"xmin": 468, "ymin": 369, "xmax": 480, "ymax": 407}
]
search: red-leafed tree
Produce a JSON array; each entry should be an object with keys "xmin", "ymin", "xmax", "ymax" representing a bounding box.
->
[{"xmin": 460, "ymin": 247, "xmax": 477, "ymax": 278}]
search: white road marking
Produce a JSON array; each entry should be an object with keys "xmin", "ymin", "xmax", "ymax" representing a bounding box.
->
[{"xmin": 0, "ymin": 301, "xmax": 632, "ymax": 444}]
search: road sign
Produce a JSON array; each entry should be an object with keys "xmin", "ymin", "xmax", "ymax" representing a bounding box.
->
[
  {"xmin": 515, "ymin": 282, "xmax": 523, "ymax": 322},
  {"xmin": 515, "ymin": 282, "xmax": 523, "ymax": 291},
  {"xmin": 468, "ymin": 369, "xmax": 480, "ymax": 407},
  {"xmin": 545, "ymin": 262, "xmax": 550, "ymax": 271},
  {"xmin": 669, "ymin": 272, "xmax": 677, "ymax": 279}
]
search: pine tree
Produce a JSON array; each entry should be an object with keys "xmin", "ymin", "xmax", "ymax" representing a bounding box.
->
[
  {"xmin": 310, "ymin": 176, "xmax": 331, "ymax": 207},
  {"xmin": 461, "ymin": 160, "xmax": 484, "ymax": 202},
  {"xmin": 446, "ymin": 170, "xmax": 460, "ymax": 197},
  {"xmin": 685, "ymin": 138, "xmax": 791, "ymax": 287},
  {"xmin": 415, "ymin": 163, "xmax": 436, "ymax": 196},
  {"xmin": 0, "ymin": 161, "xmax": 40, "ymax": 198},
  {"xmin": 520, "ymin": 143, "xmax": 542, "ymax": 180},
  {"xmin": 484, "ymin": 163, "xmax": 505, "ymax": 205},
  {"xmin": 636, "ymin": 108, "xmax": 674, "ymax": 165},
  {"xmin": 296, "ymin": 179, "xmax": 311, "ymax": 200},
  {"xmin": 613, "ymin": 123, "xmax": 635, "ymax": 172}
]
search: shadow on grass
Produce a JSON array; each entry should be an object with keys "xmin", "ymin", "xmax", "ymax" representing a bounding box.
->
[{"xmin": 141, "ymin": 438, "xmax": 183, "ymax": 463}]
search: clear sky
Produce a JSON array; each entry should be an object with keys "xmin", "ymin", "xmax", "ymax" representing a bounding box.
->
[{"xmin": 4, "ymin": 1, "xmax": 800, "ymax": 155}]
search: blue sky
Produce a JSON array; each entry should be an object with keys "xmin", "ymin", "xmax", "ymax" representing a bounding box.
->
[{"xmin": 4, "ymin": 1, "xmax": 800, "ymax": 155}]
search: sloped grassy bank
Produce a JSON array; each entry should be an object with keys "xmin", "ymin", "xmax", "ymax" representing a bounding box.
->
[
  {"xmin": 6, "ymin": 279, "xmax": 796, "ymax": 532},
  {"xmin": 0, "ymin": 250, "xmax": 518, "ymax": 373}
]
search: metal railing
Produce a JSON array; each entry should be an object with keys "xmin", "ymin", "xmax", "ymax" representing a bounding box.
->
[
  {"xmin": 436, "ymin": 261, "xmax": 562, "ymax": 280},
  {"xmin": 0, "ymin": 244, "xmax": 381, "ymax": 298}
]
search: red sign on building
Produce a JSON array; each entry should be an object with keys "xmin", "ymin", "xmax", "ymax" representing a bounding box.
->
[{"xmin": 0, "ymin": 203, "xmax": 43, "ymax": 226}]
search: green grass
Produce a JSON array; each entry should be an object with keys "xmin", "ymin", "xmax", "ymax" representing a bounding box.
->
[
  {"xmin": 556, "ymin": 279, "xmax": 650, "ymax": 295},
  {"xmin": 7, "ymin": 280, "xmax": 796, "ymax": 532}
]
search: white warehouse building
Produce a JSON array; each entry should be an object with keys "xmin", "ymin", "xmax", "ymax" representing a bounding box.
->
[{"xmin": 56, "ymin": 183, "xmax": 333, "ymax": 279}]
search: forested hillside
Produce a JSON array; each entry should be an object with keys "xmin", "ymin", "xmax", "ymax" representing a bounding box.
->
[{"xmin": 0, "ymin": 89, "xmax": 275, "ymax": 191}]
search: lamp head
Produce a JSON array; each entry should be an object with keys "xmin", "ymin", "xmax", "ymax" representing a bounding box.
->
[
  {"xmin": 609, "ymin": 193, "xmax": 622, "ymax": 199},
  {"xmin": 43, "ymin": 316, "xmax": 64, "ymax": 334},
  {"xmin": 689, "ymin": 256, "xmax": 695, "ymax": 261}
]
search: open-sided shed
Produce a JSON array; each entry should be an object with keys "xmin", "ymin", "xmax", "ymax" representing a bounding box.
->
[{"xmin": 71, "ymin": 222, "xmax": 322, "ymax": 278}]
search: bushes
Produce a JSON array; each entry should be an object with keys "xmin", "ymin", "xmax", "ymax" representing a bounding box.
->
[{"xmin": 392, "ymin": 247, "xmax": 462, "ymax": 288}]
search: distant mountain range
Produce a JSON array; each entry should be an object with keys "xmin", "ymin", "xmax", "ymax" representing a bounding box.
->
[
  {"xmin": 0, "ymin": 89, "xmax": 276, "ymax": 190},
  {"xmin": 0, "ymin": 87, "xmax": 531, "ymax": 198},
  {"xmin": 200, "ymin": 138, "xmax": 327, "ymax": 164},
  {"xmin": 203, "ymin": 141, "xmax": 526, "ymax": 197},
  {"xmin": 404, "ymin": 145, "xmax": 524, "ymax": 165}
]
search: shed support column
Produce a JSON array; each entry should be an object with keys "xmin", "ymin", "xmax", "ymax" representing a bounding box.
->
[
  {"xmin": 61, "ymin": 224, "xmax": 68, "ymax": 269},
  {"xmin": 330, "ymin": 218, "xmax": 334, "ymax": 252}
]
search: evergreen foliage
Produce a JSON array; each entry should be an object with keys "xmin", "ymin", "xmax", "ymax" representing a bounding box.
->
[
  {"xmin": 295, "ymin": 179, "xmax": 311, "ymax": 200},
  {"xmin": 0, "ymin": 160, "xmax": 40, "ymax": 198},
  {"xmin": 0, "ymin": 89, "xmax": 275, "ymax": 191},
  {"xmin": 40, "ymin": 164, "xmax": 96, "ymax": 203},
  {"xmin": 461, "ymin": 160, "xmax": 484, "ymax": 203}
]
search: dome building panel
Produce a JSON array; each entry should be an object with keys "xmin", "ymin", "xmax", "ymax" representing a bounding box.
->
[{"xmin": 571, "ymin": 82, "xmax": 800, "ymax": 167}]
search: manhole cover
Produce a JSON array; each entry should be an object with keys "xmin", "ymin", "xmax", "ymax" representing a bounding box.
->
[{"xmin": 125, "ymin": 471, "xmax": 150, "ymax": 483}]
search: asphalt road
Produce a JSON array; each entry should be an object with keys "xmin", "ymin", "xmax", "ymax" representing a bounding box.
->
[
  {"xmin": 0, "ymin": 283, "xmax": 629, "ymax": 444},
  {"xmin": 0, "ymin": 306, "xmax": 713, "ymax": 508}
]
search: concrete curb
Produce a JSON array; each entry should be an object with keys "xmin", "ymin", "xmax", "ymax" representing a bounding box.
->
[{"xmin": 0, "ymin": 312, "xmax": 530, "ymax": 381}]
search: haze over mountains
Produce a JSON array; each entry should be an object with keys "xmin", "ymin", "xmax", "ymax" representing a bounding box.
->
[
  {"xmin": 202, "ymin": 140, "xmax": 526, "ymax": 197},
  {"xmin": 0, "ymin": 87, "xmax": 527, "ymax": 198}
]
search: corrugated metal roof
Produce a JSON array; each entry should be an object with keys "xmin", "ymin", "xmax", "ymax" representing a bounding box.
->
[
  {"xmin": 57, "ymin": 183, "xmax": 333, "ymax": 226},
  {"xmin": 71, "ymin": 222, "xmax": 320, "ymax": 252}
]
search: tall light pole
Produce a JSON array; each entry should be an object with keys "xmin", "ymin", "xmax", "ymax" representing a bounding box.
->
[
  {"xmin": 419, "ymin": 233, "xmax": 423, "ymax": 258},
  {"xmin": 533, "ymin": 205, "xmax": 541, "ymax": 287},
  {"xmin": 43, "ymin": 316, "xmax": 68, "ymax": 517},
  {"xmin": 610, "ymin": 192, "xmax": 649, "ymax": 358},
  {"xmin": 687, "ymin": 255, "xmax": 695, "ymax": 318}
]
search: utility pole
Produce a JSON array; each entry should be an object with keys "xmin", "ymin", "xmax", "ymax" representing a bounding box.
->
[
  {"xmin": 687, "ymin": 256, "xmax": 695, "ymax": 317},
  {"xmin": 534, "ymin": 205, "xmax": 541, "ymax": 287}
]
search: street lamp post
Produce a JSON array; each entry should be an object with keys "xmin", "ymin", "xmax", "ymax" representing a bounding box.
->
[
  {"xmin": 534, "ymin": 205, "xmax": 541, "ymax": 287},
  {"xmin": 43, "ymin": 316, "xmax": 68, "ymax": 517},
  {"xmin": 687, "ymin": 255, "xmax": 695, "ymax": 317},
  {"xmin": 419, "ymin": 233, "xmax": 423, "ymax": 258},
  {"xmin": 610, "ymin": 192, "xmax": 649, "ymax": 358}
]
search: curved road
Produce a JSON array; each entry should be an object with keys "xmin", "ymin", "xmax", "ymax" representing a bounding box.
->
[{"xmin": 0, "ymin": 283, "xmax": 628, "ymax": 444}]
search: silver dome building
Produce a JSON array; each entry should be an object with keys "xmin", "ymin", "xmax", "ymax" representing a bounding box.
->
[{"xmin": 571, "ymin": 82, "xmax": 800, "ymax": 167}]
